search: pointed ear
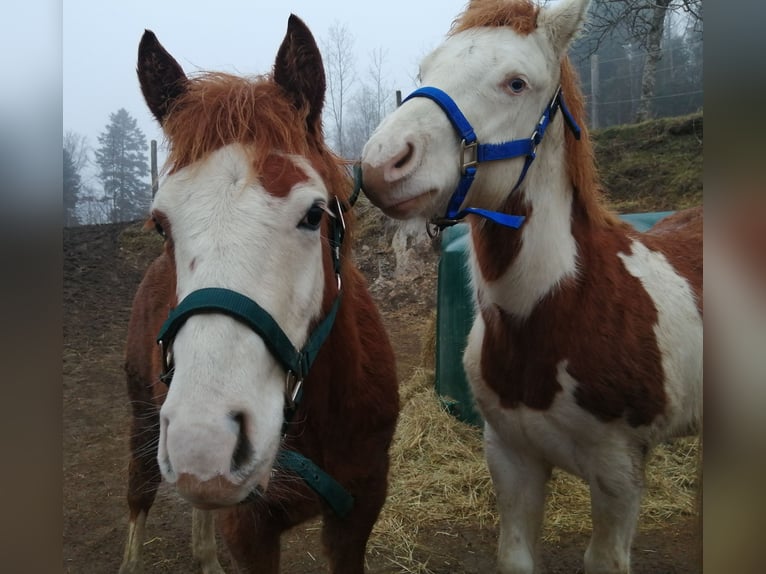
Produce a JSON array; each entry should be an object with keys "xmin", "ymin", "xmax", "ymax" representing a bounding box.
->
[
  {"xmin": 273, "ymin": 14, "xmax": 326, "ymax": 135},
  {"xmin": 137, "ymin": 30, "xmax": 188, "ymax": 125},
  {"xmin": 537, "ymin": 0, "xmax": 591, "ymax": 58}
]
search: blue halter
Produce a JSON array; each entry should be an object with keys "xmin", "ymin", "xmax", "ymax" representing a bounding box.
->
[{"xmin": 401, "ymin": 85, "xmax": 581, "ymax": 231}]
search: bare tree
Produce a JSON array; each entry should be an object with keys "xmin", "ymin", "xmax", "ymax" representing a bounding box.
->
[
  {"xmin": 368, "ymin": 47, "xmax": 391, "ymax": 129},
  {"xmin": 64, "ymin": 130, "xmax": 97, "ymax": 225},
  {"xmin": 63, "ymin": 147, "xmax": 82, "ymax": 226},
  {"xmin": 634, "ymin": 0, "xmax": 671, "ymax": 121},
  {"xmin": 346, "ymin": 86, "xmax": 378, "ymax": 159},
  {"xmin": 345, "ymin": 48, "xmax": 393, "ymax": 159},
  {"xmin": 64, "ymin": 130, "xmax": 90, "ymax": 177},
  {"xmin": 322, "ymin": 21, "xmax": 357, "ymax": 156},
  {"xmin": 588, "ymin": 0, "xmax": 702, "ymax": 122},
  {"xmin": 78, "ymin": 191, "xmax": 111, "ymax": 225}
]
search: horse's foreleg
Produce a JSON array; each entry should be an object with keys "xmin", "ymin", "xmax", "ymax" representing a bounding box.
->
[
  {"xmin": 584, "ymin": 445, "xmax": 645, "ymax": 574},
  {"xmin": 322, "ymin": 517, "xmax": 369, "ymax": 574},
  {"xmin": 218, "ymin": 504, "xmax": 281, "ymax": 574},
  {"xmin": 486, "ymin": 423, "xmax": 551, "ymax": 574},
  {"xmin": 322, "ymin": 468, "xmax": 389, "ymax": 574},
  {"xmin": 192, "ymin": 508, "xmax": 225, "ymax": 574},
  {"xmin": 118, "ymin": 508, "xmax": 148, "ymax": 574},
  {"xmin": 119, "ymin": 404, "xmax": 162, "ymax": 574},
  {"xmin": 119, "ymin": 463, "xmax": 159, "ymax": 574}
]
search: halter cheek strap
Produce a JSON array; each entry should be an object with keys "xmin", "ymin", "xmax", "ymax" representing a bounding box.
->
[{"xmin": 401, "ymin": 85, "xmax": 581, "ymax": 231}]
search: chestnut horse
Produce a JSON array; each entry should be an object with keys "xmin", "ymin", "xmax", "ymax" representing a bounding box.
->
[
  {"xmin": 361, "ymin": 0, "xmax": 702, "ymax": 572},
  {"xmin": 119, "ymin": 16, "xmax": 398, "ymax": 574}
]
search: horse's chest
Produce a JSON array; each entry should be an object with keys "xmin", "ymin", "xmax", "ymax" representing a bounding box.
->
[
  {"xmin": 464, "ymin": 312, "xmax": 570, "ymax": 429},
  {"xmin": 468, "ymin": 359, "xmax": 601, "ymax": 475},
  {"xmin": 464, "ymin": 304, "xmax": 567, "ymax": 415},
  {"xmin": 462, "ymin": 232, "xmax": 704, "ymax": 442}
]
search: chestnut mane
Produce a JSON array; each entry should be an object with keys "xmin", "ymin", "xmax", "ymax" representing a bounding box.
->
[{"xmin": 451, "ymin": 0, "xmax": 618, "ymax": 227}]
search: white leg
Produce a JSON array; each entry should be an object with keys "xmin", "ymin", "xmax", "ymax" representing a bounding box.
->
[
  {"xmin": 486, "ymin": 423, "xmax": 551, "ymax": 574},
  {"xmin": 584, "ymin": 448, "xmax": 644, "ymax": 574},
  {"xmin": 192, "ymin": 508, "xmax": 226, "ymax": 574},
  {"xmin": 119, "ymin": 511, "xmax": 147, "ymax": 574}
]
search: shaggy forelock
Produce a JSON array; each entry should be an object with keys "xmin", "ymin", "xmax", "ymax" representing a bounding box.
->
[
  {"xmin": 450, "ymin": 0, "xmax": 539, "ymax": 36},
  {"xmin": 162, "ymin": 72, "xmax": 311, "ymax": 174}
]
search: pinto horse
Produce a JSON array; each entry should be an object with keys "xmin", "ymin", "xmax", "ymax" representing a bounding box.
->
[
  {"xmin": 119, "ymin": 16, "xmax": 398, "ymax": 574},
  {"xmin": 361, "ymin": 0, "xmax": 702, "ymax": 572}
]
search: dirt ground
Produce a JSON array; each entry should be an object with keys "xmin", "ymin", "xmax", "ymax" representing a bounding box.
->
[{"xmin": 63, "ymin": 219, "xmax": 701, "ymax": 573}]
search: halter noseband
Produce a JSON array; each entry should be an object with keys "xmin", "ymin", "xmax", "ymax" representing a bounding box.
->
[{"xmin": 401, "ymin": 85, "xmax": 581, "ymax": 234}]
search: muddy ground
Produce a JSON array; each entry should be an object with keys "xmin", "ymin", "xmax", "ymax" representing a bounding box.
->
[{"xmin": 63, "ymin": 219, "xmax": 701, "ymax": 573}]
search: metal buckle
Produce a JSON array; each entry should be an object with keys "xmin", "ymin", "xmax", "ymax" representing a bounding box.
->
[
  {"xmin": 285, "ymin": 371, "xmax": 303, "ymax": 410},
  {"xmin": 426, "ymin": 216, "xmax": 461, "ymax": 238},
  {"xmin": 529, "ymin": 129, "xmax": 540, "ymax": 157},
  {"xmin": 460, "ymin": 139, "xmax": 478, "ymax": 175},
  {"xmin": 426, "ymin": 219, "xmax": 442, "ymax": 239}
]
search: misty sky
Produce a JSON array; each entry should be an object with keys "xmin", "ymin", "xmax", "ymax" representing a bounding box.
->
[{"xmin": 63, "ymin": 0, "xmax": 468, "ymax": 181}]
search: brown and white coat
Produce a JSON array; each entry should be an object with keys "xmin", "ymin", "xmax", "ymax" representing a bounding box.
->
[{"xmin": 361, "ymin": 0, "xmax": 702, "ymax": 572}]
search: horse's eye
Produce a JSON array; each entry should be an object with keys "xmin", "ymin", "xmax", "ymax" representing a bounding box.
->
[
  {"xmin": 507, "ymin": 77, "xmax": 527, "ymax": 94},
  {"xmin": 153, "ymin": 218, "xmax": 166, "ymax": 238},
  {"xmin": 298, "ymin": 202, "xmax": 326, "ymax": 231}
]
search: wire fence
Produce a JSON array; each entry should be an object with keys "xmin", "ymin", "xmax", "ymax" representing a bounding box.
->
[{"xmin": 573, "ymin": 38, "xmax": 702, "ymax": 127}]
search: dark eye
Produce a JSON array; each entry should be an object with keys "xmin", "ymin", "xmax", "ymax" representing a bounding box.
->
[
  {"xmin": 507, "ymin": 77, "xmax": 527, "ymax": 94},
  {"xmin": 153, "ymin": 218, "xmax": 166, "ymax": 238},
  {"xmin": 298, "ymin": 202, "xmax": 326, "ymax": 231}
]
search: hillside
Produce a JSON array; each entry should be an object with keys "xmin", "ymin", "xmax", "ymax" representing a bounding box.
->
[{"xmin": 594, "ymin": 112, "xmax": 703, "ymax": 213}]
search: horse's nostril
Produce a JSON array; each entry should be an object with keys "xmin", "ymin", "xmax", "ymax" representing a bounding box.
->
[
  {"xmin": 393, "ymin": 142, "xmax": 415, "ymax": 169},
  {"xmin": 228, "ymin": 411, "xmax": 252, "ymax": 473}
]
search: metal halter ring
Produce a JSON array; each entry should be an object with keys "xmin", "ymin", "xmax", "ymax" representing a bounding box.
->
[
  {"xmin": 330, "ymin": 196, "xmax": 346, "ymax": 291},
  {"xmin": 284, "ymin": 371, "xmax": 303, "ymax": 410}
]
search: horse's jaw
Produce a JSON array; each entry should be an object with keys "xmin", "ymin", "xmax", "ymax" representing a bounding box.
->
[{"xmin": 362, "ymin": 178, "xmax": 444, "ymax": 221}]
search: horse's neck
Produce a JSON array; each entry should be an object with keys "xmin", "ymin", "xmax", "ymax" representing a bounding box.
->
[{"xmin": 468, "ymin": 143, "xmax": 580, "ymax": 319}]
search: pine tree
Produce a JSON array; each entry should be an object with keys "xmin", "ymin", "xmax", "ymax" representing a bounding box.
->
[
  {"xmin": 63, "ymin": 148, "xmax": 82, "ymax": 226},
  {"xmin": 95, "ymin": 108, "xmax": 150, "ymax": 222}
]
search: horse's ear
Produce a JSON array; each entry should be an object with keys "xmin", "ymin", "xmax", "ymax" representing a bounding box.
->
[
  {"xmin": 273, "ymin": 14, "xmax": 326, "ymax": 135},
  {"xmin": 537, "ymin": 0, "xmax": 590, "ymax": 58},
  {"xmin": 137, "ymin": 30, "xmax": 188, "ymax": 125}
]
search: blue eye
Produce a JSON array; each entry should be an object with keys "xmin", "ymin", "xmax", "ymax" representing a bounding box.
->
[
  {"xmin": 298, "ymin": 202, "xmax": 325, "ymax": 231},
  {"xmin": 508, "ymin": 78, "xmax": 527, "ymax": 93}
]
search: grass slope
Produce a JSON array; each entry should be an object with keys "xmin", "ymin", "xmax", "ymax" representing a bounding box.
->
[{"xmin": 593, "ymin": 112, "xmax": 703, "ymax": 213}]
